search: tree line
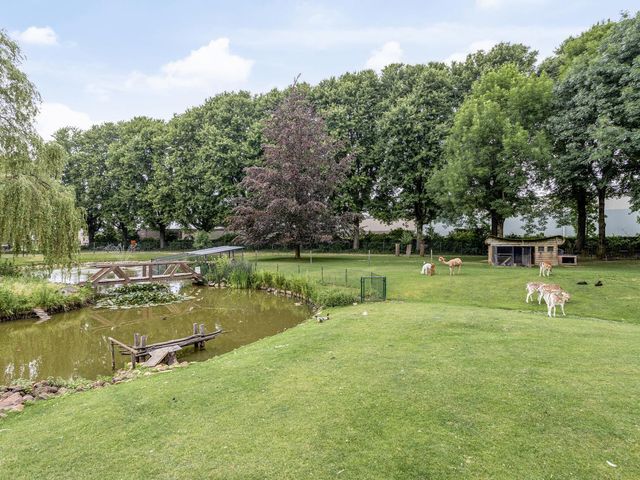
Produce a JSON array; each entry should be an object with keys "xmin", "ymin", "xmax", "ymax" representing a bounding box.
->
[{"xmin": 53, "ymin": 13, "xmax": 639, "ymax": 258}]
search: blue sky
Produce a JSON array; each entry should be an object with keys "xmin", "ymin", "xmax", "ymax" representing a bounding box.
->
[{"xmin": 3, "ymin": 0, "xmax": 636, "ymax": 138}]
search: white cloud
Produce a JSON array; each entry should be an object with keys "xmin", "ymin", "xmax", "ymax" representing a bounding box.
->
[
  {"xmin": 36, "ymin": 102, "xmax": 92, "ymax": 140},
  {"xmin": 122, "ymin": 38, "xmax": 253, "ymax": 92},
  {"xmin": 445, "ymin": 39, "xmax": 498, "ymax": 64},
  {"xmin": 365, "ymin": 41, "xmax": 404, "ymax": 71},
  {"xmin": 13, "ymin": 26, "xmax": 58, "ymax": 46}
]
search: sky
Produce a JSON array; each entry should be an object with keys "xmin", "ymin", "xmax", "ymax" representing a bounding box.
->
[{"xmin": 3, "ymin": 0, "xmax": 637, "ymax": 138}]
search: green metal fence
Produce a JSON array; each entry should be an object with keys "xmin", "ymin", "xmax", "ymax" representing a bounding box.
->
[{"xmin": 360, "ymin": 275, "xmax": 387, "ymax": 303}]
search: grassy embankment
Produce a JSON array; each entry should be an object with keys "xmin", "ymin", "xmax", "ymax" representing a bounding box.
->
[{"xmin": 0, "ymin": 253, "xmax": 639, "ymax": 478}]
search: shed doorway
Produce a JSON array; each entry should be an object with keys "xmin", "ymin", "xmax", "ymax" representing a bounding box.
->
[{"xmin": 493, "ymin": 246, "xmax": 533, "ymax": 267}]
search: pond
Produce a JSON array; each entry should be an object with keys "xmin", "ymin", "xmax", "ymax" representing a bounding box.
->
[{"xmin": 0, "ymin": 285, "xmax": 310, "ymax": 384}]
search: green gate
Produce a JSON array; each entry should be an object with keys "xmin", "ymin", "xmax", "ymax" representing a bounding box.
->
[{"xmin": 360, "ymin": 275, "xmax": 387, "ymax": 303}]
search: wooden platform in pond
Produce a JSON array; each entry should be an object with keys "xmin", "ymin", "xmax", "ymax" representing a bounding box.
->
[
  {"xmin": 84, "ymin": 260, "xmax": 204, "ymax": 286},
  {"xmin": 108, "ymin": 323, "xmax": 223, "ymax": 369}
]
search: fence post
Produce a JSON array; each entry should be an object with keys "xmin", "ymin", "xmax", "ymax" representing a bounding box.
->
[
  {"xmin": 298, "ymin": 264, "xmax": 301, "ymax": 275},
  {"xmin": 345, "ymin": 268, "xmax": 348, "ymax": 287},
  {"xmin": 276, "ymin": 264, "xmax": 279, "ymax": 273},
  {"xmin": 321, "ymin": 266, "xmax": 324, "ymax": 283},
  {"xmin": 368, "ymin": 250, "xmax": 371, "ymax": 266}
]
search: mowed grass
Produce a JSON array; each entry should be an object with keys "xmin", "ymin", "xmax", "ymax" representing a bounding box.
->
[
  {"xmin": 254, "ymin": 252, "xmax": 640, "ymax": 324},
  {"xmin": 1, "ymin": 302, "xmax": 639, "ymax": 479},
  {"xmin": 1, "ymin": 252, "xmax": 639, "ymax": 478},
  {"xmin": 6, "ymin": 250, "xmax": 180, "ymax": 267}
]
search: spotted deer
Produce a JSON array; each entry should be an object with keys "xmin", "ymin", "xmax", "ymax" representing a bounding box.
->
[
  {"xmin": 543, "ymin": 290, "xmax": 571, "ymax": 317},
  {"xmin": 539, "ymin": 261, "xmax": 552, "ymax": 277},
  {"xmin": 525, "ymin": 282, "xmax": 545, "ymax": 303},
  {"xmin": 537, "ymin": 284, "xmax": 563, "ymax": 304}
]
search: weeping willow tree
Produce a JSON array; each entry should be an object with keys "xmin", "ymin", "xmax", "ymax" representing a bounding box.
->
[{"xmin": 0, "ymin": 30, "xmax": 83, "ymax": 264}]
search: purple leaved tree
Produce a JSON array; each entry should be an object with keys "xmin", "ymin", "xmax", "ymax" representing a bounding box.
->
[{"xmin": 230, "ymin": 86, "xmax": 351, "ymax": 258}]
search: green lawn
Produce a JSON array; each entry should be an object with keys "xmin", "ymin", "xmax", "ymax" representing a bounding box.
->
[{"xmin": 1, "ymin": 253, "xmax": 639, "ymax": 479}]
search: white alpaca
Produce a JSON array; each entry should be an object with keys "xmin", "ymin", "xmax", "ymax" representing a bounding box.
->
[
  {"xmin": 420, "ymin": 262, "xmax": 434, "ymax": 276},
  {"xmin": 525, "ymin": 282, "xmax": 545, "ymax": 303},
  {"xmin": 537, "ymin": 284, "xmax": 562, "ymax": 304},
  {"xmin": 539, "ymin": 261, "xmax": 552, "ymax": 277},
  {"xmin": 543, "ymin": 290, "xmax": 571, "ymax": 317}
]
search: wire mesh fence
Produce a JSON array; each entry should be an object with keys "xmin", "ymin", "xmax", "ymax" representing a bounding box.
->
[{"xmin": 251, "ymin": 260, "xmax": 387, "ymax": 302}]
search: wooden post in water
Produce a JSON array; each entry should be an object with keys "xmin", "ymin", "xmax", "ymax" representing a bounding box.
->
[{"xmin": 110, "ymin": 341, "xmax": 116, "ymax": 370}]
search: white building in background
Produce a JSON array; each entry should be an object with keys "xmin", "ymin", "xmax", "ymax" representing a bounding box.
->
[
  {"xmin": 504, "ymin": 197, "xmax": 640, "ymax": 237},
  {"xmin": 361, "ymin": 197, "xmax": 640, "ymax": 237}
]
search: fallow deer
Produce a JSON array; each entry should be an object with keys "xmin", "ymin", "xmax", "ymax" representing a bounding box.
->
[
  {"xmin": 539, "ymin": 261, "xmax": 552, "ymax": 277},
  {"xmin": 537, "ymin": 284, "xmax": 563, "ymax": 304},
  {"xmin": 525, "ymin": 282, "xmax": 545, "ymax": 303},
  {"xmin": 543, "ymin": 290, "xmax": 571, "ymax": 317},
  {"xmin": 438, "ymin": 256, "xmax": 462, "ymax": 276}
]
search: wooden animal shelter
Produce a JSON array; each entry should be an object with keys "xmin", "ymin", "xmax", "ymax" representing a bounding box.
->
[{"xmin": 485, "ymin": 235, "xmax": 567, "ymax": 267}]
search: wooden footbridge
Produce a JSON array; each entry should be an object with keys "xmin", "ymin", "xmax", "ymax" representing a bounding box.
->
[
  {"xmin": 85, "ymin": 260, "xmax": 204, "ymax": 286},
  {"xmin": 108, "ymin": 323, "xmax": 223, "ymax": 368},
  {"xmin": 83, "ymin": 246, "xmax": 245, "ymax": 286}
]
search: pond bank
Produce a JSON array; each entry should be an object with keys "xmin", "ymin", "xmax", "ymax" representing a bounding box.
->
[
  {"xmin": 0, "ymin": 279, "xmax": 94, "ymax": 322},
  {"xmin": 0, "ymin": 286, "xmax": 311, "ymax": 383},
  {"xmin": 0, "ymin": 360, "xmax": 192, "ymax": 418}
]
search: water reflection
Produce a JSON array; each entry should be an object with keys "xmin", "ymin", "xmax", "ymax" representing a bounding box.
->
[{"xmin": 0, "ymin": 286, "xmax": 310, "ymax": 383}]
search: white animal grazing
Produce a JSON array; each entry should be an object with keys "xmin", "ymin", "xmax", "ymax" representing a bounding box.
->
[
  {"xmin": 539, "ymin": 261, "xmax": 552, "ymax": 277},
  {"xmin": 537, "ymin": 284, "xmax": 563, "ymax": 304},
  {"xmin": 543, "ymin": 290, "xmax": 571, "ymax": 317},
  {"xmin": 420, "ymin": 262, "xmax": 435, "ymax": 276},
  {"xmin": 525, "ymin": 282, "xmax": 545, "ymax": 303}
]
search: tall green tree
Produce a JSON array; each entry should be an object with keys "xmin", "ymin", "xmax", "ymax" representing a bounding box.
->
[
  {"xmin": 107, "ymin": 117, "xmax": 173, "ymax": 247},
  {"xmin": 451, "ymin": 42, "xmax": 538, "ymax": 102},
  {"xmin": 0, "ymin": 30, "xmax": 82, "ymax": 263},
  {"xmin": 431, "ymin": 64, "xmax": 553, "ymax": 236},
  {"xmin": 58, "ymin": 123, "xmax": 121, "ymax": 245},
  {"xmin": 168, "ymin": 91, "xmax": 263, "ymax": 232},
  {"xmin": 542, "ymin": 21, "xmax": 614, "ymax": 253},
  {"xmin": 230, "ymin": 86, "xmax": 350, "ymax": 258},
  {"xmin": 545, "ymin": 13, "xmax": 639, "ymax": 257},
  {"xmin": 311, "ymin": 70, "xmax": 383, "ymax": 249},
  {"xmin": 375, "ymin": 63, "xmax": 456, "ymax": 252}
]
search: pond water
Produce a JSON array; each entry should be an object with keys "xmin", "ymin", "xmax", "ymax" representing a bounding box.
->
[{"xmin": 0, "ymin": 285, "xmax": 310, "ymax": 384}]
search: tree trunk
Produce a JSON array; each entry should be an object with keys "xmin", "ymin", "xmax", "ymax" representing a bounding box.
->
[
  {"xmin": 119, "ymin": 222, "xmax": 129, "ymax": 247},
  {"xmin": 415, "ymin": 220, "xmax": 425, "ymax": 257},
  {"xmin": 597, "ymin": 188, "xmax": 607, "ymax": 259},
  {"xmin": 490, "ymin": 211, "xmax": 505, "ymax": 237},
  {"xmin": 575, "ymin": 190, "xmax": 587, "ymax": 254},
  {"xmin": 294, "ymin": 244, "xmax": 301, "ymax": 259},
  {"xmin": 352, "ymin": 218, "xmax": 360, "ymax": 250},
  {"xmin": 158, "ymin": 224, "xmax": 166, "ymax": 249}
]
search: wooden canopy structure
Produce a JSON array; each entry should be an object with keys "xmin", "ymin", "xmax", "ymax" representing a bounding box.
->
[{"xmin": 485, "ymin": 235, "xmax": 565, "ymax": 267}]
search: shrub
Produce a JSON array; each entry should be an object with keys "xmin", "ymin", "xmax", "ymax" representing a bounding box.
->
[
  {"xmin": 314, "ymin": 288, "xmax": 358, "ymax": 307},
  {"xmin": 30, "ymin": 284, "xmax": 65, "ymax": 309},
  {"xmin": 0, "ymin": 260, "xmax": 21, "ymax": 277},
  {"xmin": 193, "ymin": 231, "xmax": 210, "ymax": 249},
  {"xmin": 0, "ymin": 287, "xmax": 29, "ymax": 316}
]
